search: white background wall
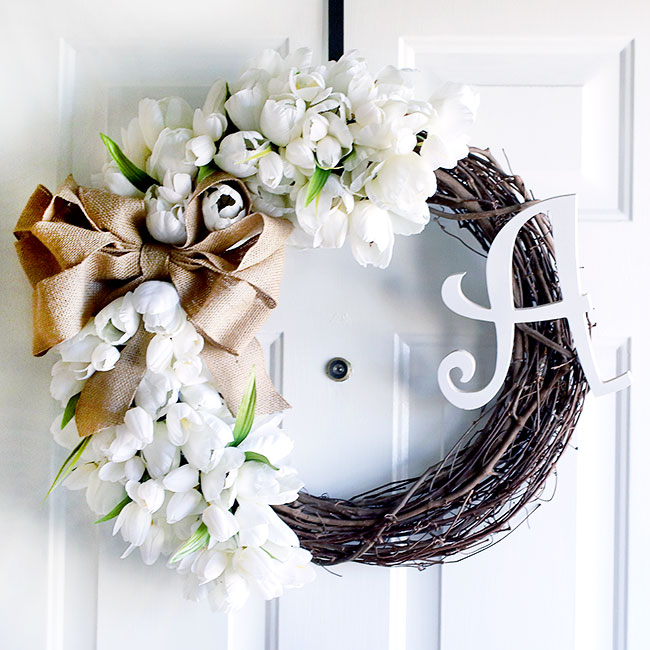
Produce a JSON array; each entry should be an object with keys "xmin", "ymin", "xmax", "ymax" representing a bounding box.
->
[{"xmin": 1, "ymin": 1, "xmax": 647, "ymax": 648}]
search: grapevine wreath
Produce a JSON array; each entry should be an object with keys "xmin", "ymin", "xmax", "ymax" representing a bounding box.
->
[{"xmin": 14, "ymin": 48, "xmax": 589, "ymax": 612}]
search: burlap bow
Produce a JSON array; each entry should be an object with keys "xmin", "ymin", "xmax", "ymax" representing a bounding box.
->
[{"xmin": 14, "ymin": 171, "xmax": 292, "ymax": 437}]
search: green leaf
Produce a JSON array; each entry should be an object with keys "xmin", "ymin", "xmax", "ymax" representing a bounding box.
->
[
  {"xmin": 61, "ymin": 392, "xmax": 81, "ymax": 430},
  {"xmin": 244, "ymin": 451, "xmax": 279, "ymax": 471},
  {"xmin": 304, "ymin": 166, "xmax": 331, "ymax": 207},
  {"xmin": 169, "ymin": 523, "xmax": 210, "ymax": 564},
  {"xmin": 100, "ymin": 133, "xmax": 158, "ymax": 193},
  {"xmin": 197, "ymin": 162, "xmax": 218, "ymax": 183},
  {"xmin": 46, "ymin": 435, "xmax": 91, "ymax": 499},
  {"xmin": 94, "ymin": 494, "xmax": 130, "ymax": 524},
  {"xmin": 231, "ymin": 369, "xmax": 257, "ymax": 447}
]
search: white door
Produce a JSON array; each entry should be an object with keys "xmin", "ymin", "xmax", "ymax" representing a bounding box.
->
[{"xmin": 1, "ymin": 1, "xmax": 647, "ymax": 649}]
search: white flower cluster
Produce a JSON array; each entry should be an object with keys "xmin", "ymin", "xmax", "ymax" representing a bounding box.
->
[
  {"xmin": 94, "ymin": 48, "xmax": 478, "ymax": 268},
  {"xmin": 49, "ymin": 280, "xmax": 314, "ymax": 612}
]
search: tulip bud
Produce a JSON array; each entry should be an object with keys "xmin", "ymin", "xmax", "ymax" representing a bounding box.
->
[
  {"xmin": 257, "ymin": 151, "xmax": 284, "ymax": 190},
  {"xmin": 185, "ymin": 134, "xmax": 217, "ymax": 167},
  {"xmin": 316, "ymin": 136, "xmax": 342, "ymax": 169},
  {"xmin": 91, "ymin": 342, "xmax": 120, "ymax": 372},
  {"xmin": 146, "ymin": 128, "xmax": 197, "ymax": 182},
  {"xmin": 202, "ymin": 184, "xmax": 247, "ymax": 231},
  {"xmin": 259, "ymin": 96, "xmax": 306, "ymax": 147}
]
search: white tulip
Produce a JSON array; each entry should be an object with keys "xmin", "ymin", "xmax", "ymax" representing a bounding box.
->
[
  {"xmin": 257, "ymin": 151, "xmax": 284, "ymax": 190},
  {"xmin": 135, "ymin": 370, "xmax": 180, "ymax": 417},
  {"xmin": 138, "ymin": 96, "xmax": 194, "ymax": 151},
  {"xmin": 203, "ymin": 79, "xmax": 228, "ymax": 116},
  {"xmin": 348, "ymin": 200, "xmax": 395, "ymax": 269},
  {"xmin": 94, "ymin": 293, "xmax": 140, "ymax": 345},
  {"xmin": 166, "ymin": 488, "xmax": 203, "ymax": 524},
  {"xmin": 234, "ymin": 463, "xmax": 302, "ymax": 506},
  {"xmin": 272, "ymin": 546, "xmax": 316, "ymax": 588},
  {"xmin": 251, "ymin": 187, "xmax": 293, "ymax": 218},
  {"xmin": 173, "ymin": 356, "xmax": 206, "ymax": 386},
  {"xmin": 295, "ymin": 175, "xmax": 353, "ymax": 249},
  {"xmin": 325, "ymin": 51, "xmax": 373, "ymax": 107},
  {"xmin": 50, "ymin": 361, "xmax": 89, "ymax": 405},
  {"xmin": 315, "ymin": 135, "xmax": 342, "ymax": 169},
  {"xmin": 163, "ymin": 465, "xmax": 199, "ymax": 492},
  {"xmin": 192, "ymin": 79, "xmax": 228, "ymax": 141},
  {"xmin": 51, "ymin": 412, "xmax": 80, "ymax": 451},
  {"xmin": 302, "ymin": 112, "xmax": 329, "ymax": 144},
  {"xmin": 259, "ymin": 95, "xmax": 306, "ymax": 147},
  {"xmin": 123, "ymin": 407, "xmax": 154, "ymax": 447},
  {"xmin": 237, "ymin": 414, "xmax": 293, "ymax": 465},
  {"xmin": 180, "ymin": 383, "xmax": 224, "ymax": 414},
  {"xmin": 207, "ymin": 569, "xmax": 250, "ymax": 613},
  {"xmin": 146, "ymin": 335, "xmax": 174, "ymax": 373},
  {"xmin": 183, "ymin": 415, "xmax": 232, "ymax": 472},
  {"xmin": 193, "ymin": 109, "xmax": 227, "ymax": 142},
  {"xmin": 289, "ymin": 69, "xmax": 328, "ymax": 103},
  {"xmin": 90, "ymin": 342, "xmax": 120, "ymax": 372},
  {"xmin": 125, "ymin": 479, "xmax": 165, "ymax": 514},
  {"xmin": 87, "ymin": 428, "xmax": 117, "ymax": 461},
  {"xmin": 133, "ymin": 282, "xmax": 184, "ymax": 335},
  {"xmin": 365, "ymin": 152, "xmax": 435, "ymax": 234},
  {"xmin": 166, "ymin": 402, "xmax": 202, "ymax": 446},
  {"xmin": 54, "ymin": 323, "xmax": 102, "ymax": 364},
  {"xmin": 201, "ymin": 447, "xmax": 245, "ymax": 502},
  {"xmin": 311, "ymin": 91, "xmax": 352, "ymax": 121},
  {"xmin": 84, "ymin": 469, "xmax": 126, "ymax": 516},
  {"xmin": 185, "ymin": 135, "xmax": 217, "ymax": 167},
  {"xmin": 172, "ymin": 517, "xmax": 200, "ymax": 544},
  {"xmin": 236, "ymin": 503, "xmax": 298, "ymax": 549},
  {"xmin": 143, "ymin": 305, "xmax": 185, "ymax": 336},
  {"xmin": 120, "ymin": 116, "xmax": 150, "ymax": 169},
  {"xmin": 233, "ymin": 547, "xmax": 282, "ymax": 599},
  {"xmin": 92, "ymin": 161, "xmax": 143, "ymax": 198},
  {"xmin": 284, "ymin": 138, "xmax": 315, "ymax": 174},
  {"xmin": 98, "ymin": 456, "xmax": 145, "ymax": 483},
  {"xmin": 172, "ymin": 321, "xmax": 204, "ymax": 360},
  {"xmin": 106, "ymin": 428, "xmax": 140, "ymax": 463},
  {"xmin": 139, "ymin": 524, "xmax": 168, "ymax": 565},
  {"xmin": 375, "ymin": 65, "xmax": 416, "ymax": 102},
  {"xmin": 144, "ymin": 172, "xmax": 192, "ymax": 246},
  {"xmin": 157, "ymin": 170, "xmax": 192, "ymax": 204},
  {"xmin": 202, "ymin": 504, "xmax": 239, "ymax": 543},
  {"xmin": 114, "ymin": 501, "xmax": 152, "ymax": 546},
  {"xmin": 234, "ymin": 502, "xmax": 269, "ymax": 547},
  {"xmin": 225, "ymin": 85, "xmax": 268, "ymax": 132},
  {"xmin": 142, "ymin": 421, "xmax": 181, "ymax": 479},
  {"xmin": 146, "ymin": 200, "xmax": 186, "ymax": 246},
  {"xmin": 214, "ymin": 131, "xmax": 270, "ymax": 178},
  {"xmin": 350, "ymin": 99, "xmax": 424, "ymax": 154},
  {"xmin": 421, "ymin": 83, "xmax": 479, "ymax": 170},
  {"xmin": 146, "ymin": 128, "xmax": 197, "ymax": 182},
  {"xmin": 192, "ymin": 548, "xmax": 228, "ymax": 585},
  {"xmin": 202, "ymin": 184, "xmax": 247, "ymax": 231}
]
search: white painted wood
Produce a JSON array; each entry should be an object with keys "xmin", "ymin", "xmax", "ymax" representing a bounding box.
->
[
  {"xmin": 439, "ymin": 196, "xmax": 631, "ymax": 409},
  {"xmin": 1, "ymin": 1, "xmax": 648, "ymax": 649},
  {"xmin": 348, "ymin": 1, "xmax": 648, "ymax": 649},
  {"xmin": 0, "ymin": 1, "xmax": 325, "ymax": 649}
]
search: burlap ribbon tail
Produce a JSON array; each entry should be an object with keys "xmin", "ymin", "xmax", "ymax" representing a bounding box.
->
[{"xmin": 14, "ymin": 172, "xmax": 293, "ymax": 437}]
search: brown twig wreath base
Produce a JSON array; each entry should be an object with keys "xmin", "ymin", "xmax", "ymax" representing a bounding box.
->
[{"xmin": 275, "ymin": 147, "xmax": 589, "ymax": 567}]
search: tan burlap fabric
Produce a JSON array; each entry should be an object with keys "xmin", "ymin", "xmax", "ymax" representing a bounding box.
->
[{"xmin": 14, "ymin": 172, "xmax": 292, "ymax": 436}]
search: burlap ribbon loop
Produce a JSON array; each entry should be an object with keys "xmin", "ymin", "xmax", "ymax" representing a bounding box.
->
[{"xmin": 14, "ymin": 172, "xmax": 293, "ymax": 436}]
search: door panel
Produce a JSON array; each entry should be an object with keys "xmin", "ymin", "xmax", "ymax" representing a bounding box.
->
[
  {"xmin": 347, "ymin": 2, "xmax": 646, "ymax": 649},
  {"xmin": 1, "ymin": 1, "xmax": 647, "ymax": 649}
]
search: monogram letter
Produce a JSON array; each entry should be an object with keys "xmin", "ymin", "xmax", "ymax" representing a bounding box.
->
[{"xmin": 438, "ymin": 195, "xmax": 631, "ymax": 410}]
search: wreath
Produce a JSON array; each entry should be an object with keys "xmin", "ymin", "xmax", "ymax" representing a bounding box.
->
[{"xmin": 14, "ymin": 48, "xmax": 589, "ymax": 612}]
